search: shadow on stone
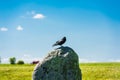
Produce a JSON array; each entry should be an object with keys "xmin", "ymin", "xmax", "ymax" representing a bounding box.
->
[{"xmin": 32, "ymin": 46, "xmax": 82, "ymax": 80}]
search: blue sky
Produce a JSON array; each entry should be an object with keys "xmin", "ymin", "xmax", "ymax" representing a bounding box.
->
[{"xmin": 0, "ymin": 0, "xmax": 120, "ymax": 63}]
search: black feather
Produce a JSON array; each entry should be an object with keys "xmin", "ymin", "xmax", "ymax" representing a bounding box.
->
[{"xmin": 52, "ymin": 37, "xmax": 66, "ymax": 47}]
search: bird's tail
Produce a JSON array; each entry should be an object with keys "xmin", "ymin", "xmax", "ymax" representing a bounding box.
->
[{"xmin": 52, "ymin": 43, "xmax": 57, "ymax": 47}]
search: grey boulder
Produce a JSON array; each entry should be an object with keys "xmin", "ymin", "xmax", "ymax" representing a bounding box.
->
[{"xmin": 32, "ymin": 46, "xmax": 82, "ymax": 80}]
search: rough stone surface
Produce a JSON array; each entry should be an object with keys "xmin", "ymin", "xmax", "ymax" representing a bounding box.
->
[{"xmin": 32, "ymin": 46, "xmax": 82, "ymax": 80}]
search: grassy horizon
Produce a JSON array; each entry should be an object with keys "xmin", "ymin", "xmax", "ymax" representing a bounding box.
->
[
  {"xmin": 80, "ymin": 62, "xmax": 120, "ymax": 80},
  {"xmin": 0, "ymin": 62, "xmax": 120, "ymax": 80}
]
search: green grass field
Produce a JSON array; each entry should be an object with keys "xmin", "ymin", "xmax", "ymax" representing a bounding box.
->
[
  {"xmin": 80, "ymin": 63, "xmax": 120, "ymax": 80},
  {"xmin": 0, "ymin": 63, "xmax": 120, "ymax": 80}
]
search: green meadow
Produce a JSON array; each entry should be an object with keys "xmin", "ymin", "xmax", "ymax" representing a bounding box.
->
[
  {"xmin": 80, "ymin": 63, "xmax": 120, "ymax": 80},
  {"xmin": 0, "ymin": 63, "xmax": 120, "ymax": 80}
]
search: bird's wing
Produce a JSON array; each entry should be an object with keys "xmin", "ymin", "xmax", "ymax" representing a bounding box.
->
[
  {"xmin": 52, "ymin": 40, "xmax": 60, "ymax": 47},
  {"xmin": 56, "ymin": 40, "xmax": 60, "ymax": 44}
]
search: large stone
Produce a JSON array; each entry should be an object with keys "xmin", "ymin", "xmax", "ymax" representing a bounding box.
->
[{"xmin": 32, "ymin": 46, "xmax": 82, "ymax": 80}]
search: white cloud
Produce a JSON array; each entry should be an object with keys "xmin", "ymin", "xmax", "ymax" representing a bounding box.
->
[
  {"xmin": 79, "ymin": 58, "xmax": 97, "ymax": 63},
  {"xmin": 79, "ymin": 58, "xmax": 120, "ymax": 63},
  {"xmin": 109, "ymin": 59, "xmax": 120, "ymax": 62},
  {"xmin": 16, "ymin": 25, "xmax": 23, "ymax": 31},
  {"xmin": 19, "ymin": 54, "xmax": 43, "ymax": 63},
  {"xmin": 33, "ymin": 14, "xmax": 45, "ymax": 19},
  {"xmin": 0, "ymin": 27, "xmax": 8, "ymax": 31},
  {"xmin": 1, "ymin": 54, "xmax": 43, "ymax": 64},
  {"xmin": 1, "ymin": 57, "xmax": 9, "ymax": 63},
  {"xmin": 21, "ymin": 10, "xmax": 45, "ymax": 19}
]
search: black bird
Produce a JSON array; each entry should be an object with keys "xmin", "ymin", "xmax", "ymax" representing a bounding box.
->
[{"xmin": 52, "ymin": 37, "xmax": 66, "ymax": 47}]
